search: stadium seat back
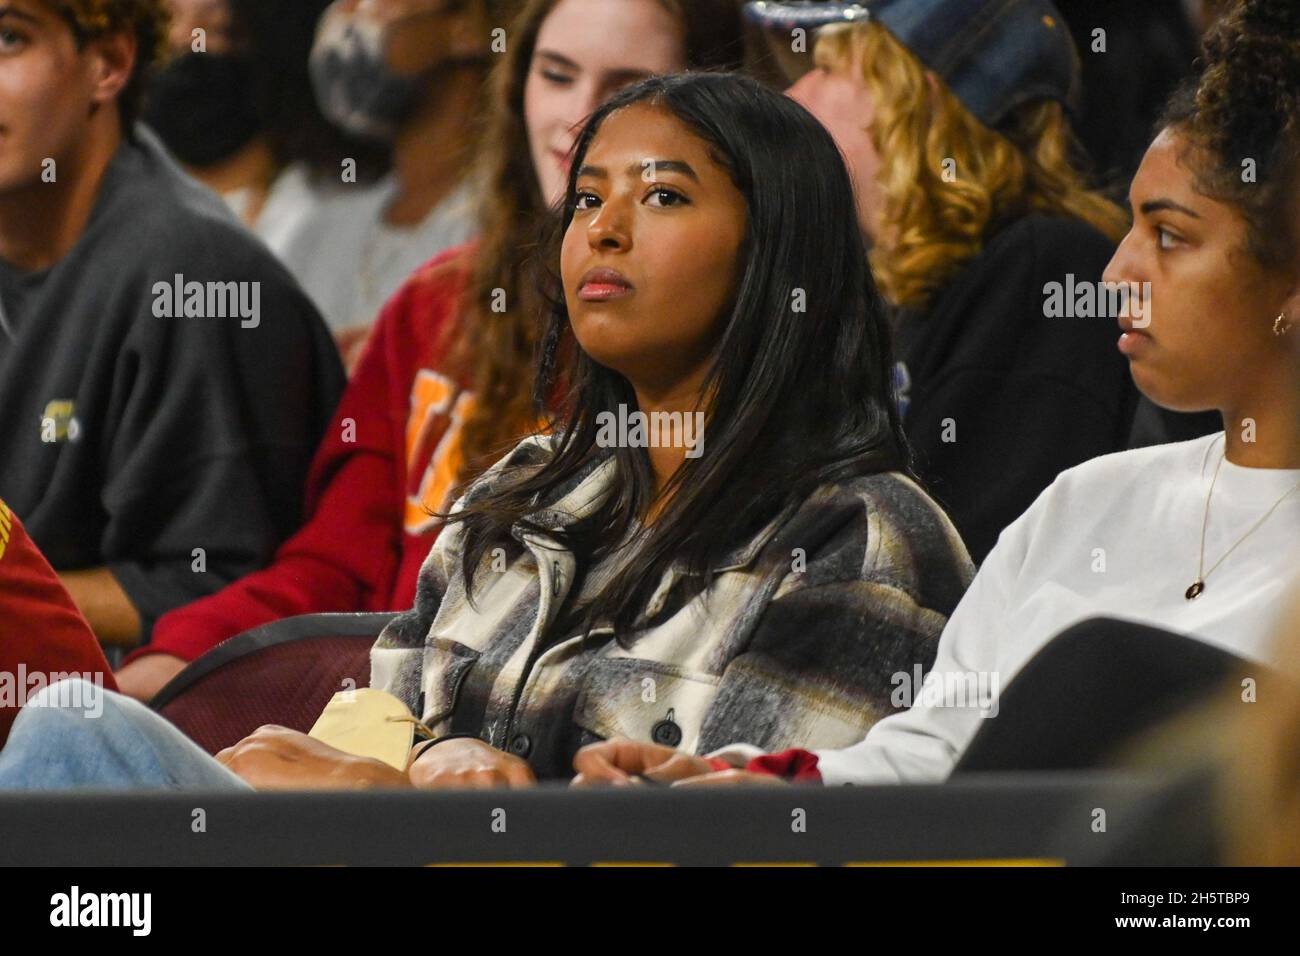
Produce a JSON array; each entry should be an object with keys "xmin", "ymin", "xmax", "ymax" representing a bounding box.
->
[
  {"xmin": 953, "ymin": 616, "xmax": 1246, "ymax": 774},
  {"xmin": 151, "ymin": 613, "xmax": 397, "ymax": 755}
]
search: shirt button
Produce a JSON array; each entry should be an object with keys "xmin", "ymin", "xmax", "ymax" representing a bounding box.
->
[
  {"xmin": 509, "ymin": 733, "xmax": 532, "ymax": 758},
  {"xmin": 651, "ymin": 719, "xmax": 682, "ymax": 748}
]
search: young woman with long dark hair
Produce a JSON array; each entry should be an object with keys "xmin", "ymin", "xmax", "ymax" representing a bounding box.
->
[{"xmin": 113, "ymin": 0, "xmax": 743, "ymax": 700}]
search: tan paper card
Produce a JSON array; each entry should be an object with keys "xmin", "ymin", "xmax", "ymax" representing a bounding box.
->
[{"xmin": 308, "ymin": 687, "xmax": 418, "ymax": 771}]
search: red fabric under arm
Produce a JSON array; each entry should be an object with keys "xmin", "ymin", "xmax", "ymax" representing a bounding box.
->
[{"xmin": 1, "ymin": 501, "xmax": 118, "ymax": 746}]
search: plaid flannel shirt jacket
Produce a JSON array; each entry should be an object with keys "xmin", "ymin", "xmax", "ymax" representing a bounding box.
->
[{"xmin": 371, "ymin": 435, "xmax": 974, "ymax": 779}]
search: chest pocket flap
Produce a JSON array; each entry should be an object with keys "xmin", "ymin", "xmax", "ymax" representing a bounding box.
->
[
  {"xmin": 419, "ymin": 638, "xmax": 481, "ymax": 732},
  {"xmin": 574, "ymin": 657, "xmax": 720, "ymax": 755}
]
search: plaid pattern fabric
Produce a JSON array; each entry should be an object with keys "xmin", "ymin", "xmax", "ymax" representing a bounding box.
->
[{"xmin": 372, "ymin": 436, "xmax": 974, "ymax": 779}]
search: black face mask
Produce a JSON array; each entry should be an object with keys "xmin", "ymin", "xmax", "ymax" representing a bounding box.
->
[{"xmin": 142, "ymin": 53, "xmax": 262, "ymax": 168}]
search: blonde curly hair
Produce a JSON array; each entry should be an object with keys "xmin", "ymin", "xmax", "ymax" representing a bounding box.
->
[
  {"xmin": 42, "ymin": 0, "xmax": 170, "ymax": 130},
  {"xmin": 815, "ymin": 21, "xmax": 1128, "ymax": 310}
]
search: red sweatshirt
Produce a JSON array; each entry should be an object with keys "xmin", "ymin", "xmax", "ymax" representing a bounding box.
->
[
  {"xmin": 0, "ymin": 499, "xmax": 117, "ymax": 746},
  {"xmin": 130, "ymin": 245, "xmax": 478, "ymax": 663}
]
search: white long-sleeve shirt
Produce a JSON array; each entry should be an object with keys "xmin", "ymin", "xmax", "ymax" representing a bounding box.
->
[{"xmin": 714, "ymin": 433, "xmax": 1300, "ymax": 784}]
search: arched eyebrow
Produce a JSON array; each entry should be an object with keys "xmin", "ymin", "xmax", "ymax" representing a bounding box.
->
[
  {"xmin": 1137, "ymin": 198, "xmax": 1202, "ymax": 219},
  {"xmin": 0, "ymin": 5, "xmax": 44, "ymax": 25},
  {"xmin": 576, "ymin": 160, "xmax": 700, "ymax": 182}
]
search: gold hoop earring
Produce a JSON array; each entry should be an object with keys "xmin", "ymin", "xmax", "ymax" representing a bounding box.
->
[{"xmin": 1275, "ymin": 312, "xmax": 1293, "ymax": 336}]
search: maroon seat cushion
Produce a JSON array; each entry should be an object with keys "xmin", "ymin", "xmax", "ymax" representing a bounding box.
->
[{"xmin": 152, "ymin": 614, "xmax": 395, "ymax": 756}]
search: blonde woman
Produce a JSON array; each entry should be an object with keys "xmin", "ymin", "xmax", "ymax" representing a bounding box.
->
[{"xmin": 748, "ymin": 0, "xmax": 1133, "ymax": 562}]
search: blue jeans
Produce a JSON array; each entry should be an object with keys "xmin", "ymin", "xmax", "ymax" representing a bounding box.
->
[{"xmin": 0, "ymin": 679, "xmax": 250, "ymax": 791}]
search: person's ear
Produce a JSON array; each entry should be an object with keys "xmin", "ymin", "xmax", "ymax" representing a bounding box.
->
[
  {"xmin": 1279, "ymin": 206, "xmax": 1300, "ymax": 343},
  {"xmin": 1279, "ymin": 280, "xmax": 1300, "ymax": 342},
  {"xmin": 86, "ymin": 30, "xmax": 137, "ymax": 109}
]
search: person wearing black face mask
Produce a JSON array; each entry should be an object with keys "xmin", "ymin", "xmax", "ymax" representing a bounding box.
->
[
  {"xmin": 142, "ymin": 0, "xmax": 390, "ymax": 240},
  {"xmin": 141, "ymin": 0, "xmax": 282, "ymax": 227},
  {"xmin": 143, "ymin": 49, "xmax": 262, "ymax": 169}
]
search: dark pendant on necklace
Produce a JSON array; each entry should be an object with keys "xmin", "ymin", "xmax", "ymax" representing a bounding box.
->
[{"xmin": 1185, "ymin": 581, "xmax": 1205, "ymax": 600}]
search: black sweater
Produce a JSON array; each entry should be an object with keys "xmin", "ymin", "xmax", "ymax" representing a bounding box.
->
[
  {"xmin": 894, "ymin": 213, "xmax": 1138, "ymax": 563},
  {"xmin": 0, "ymin": 128, "xmax": 345, "ymax": 637}
]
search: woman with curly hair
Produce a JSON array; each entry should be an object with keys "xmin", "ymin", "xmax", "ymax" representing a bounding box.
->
[{"xmin": 746, "ymin": 0, "xmax": 1135, "ymax": 563}]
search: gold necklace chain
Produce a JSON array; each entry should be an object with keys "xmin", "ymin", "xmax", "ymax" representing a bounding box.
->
[{"xmin": 1188, "ymin": 441, "xmax": 1300, "ymax": 600}]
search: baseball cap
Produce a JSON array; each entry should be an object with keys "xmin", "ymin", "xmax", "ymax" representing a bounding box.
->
[{"xmin": 744, "ymin": 0, "xmax": 1082, "ymax": 127}]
